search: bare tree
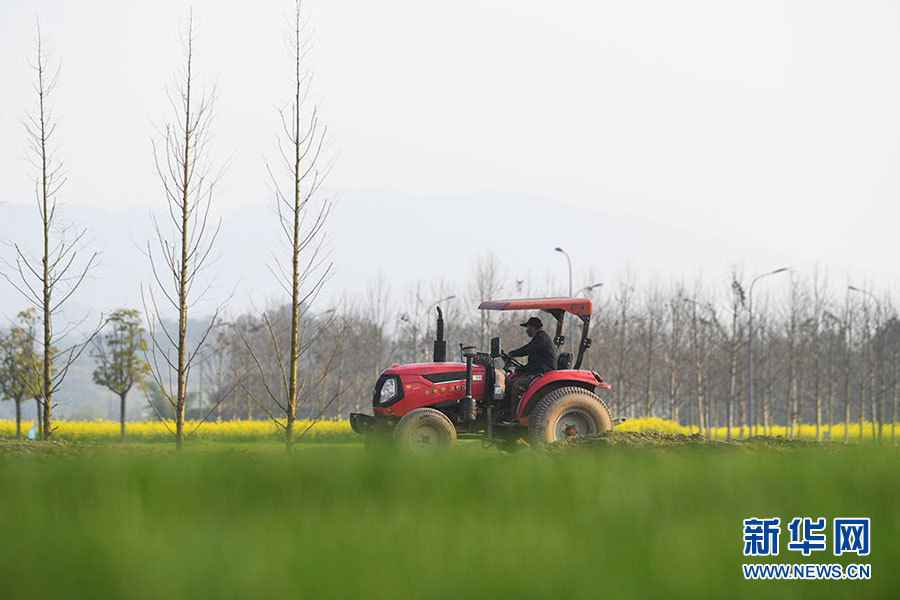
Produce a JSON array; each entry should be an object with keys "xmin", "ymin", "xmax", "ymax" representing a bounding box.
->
[
  {"xmin": 612, "ymin": 278, "xmax": 635, "ymax": 417},
  {"xmin": 664, "ymin": 284, "xmax": 688, "ymax": 422},
  {"xmin": 2, "ymin": 24, "xmax": 100, "ymax": 439},
  {"xmin": 809, "ymin": 270, "xmax": 827, "ymax": 440},
  {"xmin": 726, "ymin": 272, "xmax": 745, "ymax": 440},
  {"xmin": 237, "ymin": 0, "xmax": 332, "ymax": 450},
  {"xmin": 783, "ymin": 277, "xmax": 803, "ymax": 439},
  {"xmin": 144, "ymin": 15, "xmax": 222, "ymax": 449},
  {"xmin": 640, "ymin": 286, "xmax": 663, "ymax": 416},
  {"xmin": 399, "ymin": 283, "xmax": 426, "ymax": 362},
  {"xmin": 685, "ymin": 293, "xmax": 709, "ymax": 436},
  {"xmin": 469, "ymin": 253, "xmax": 504, "ymax": 350},
  {"xmin": 840, "ymin": 288, "xmax": 854, "ymax": 442}
]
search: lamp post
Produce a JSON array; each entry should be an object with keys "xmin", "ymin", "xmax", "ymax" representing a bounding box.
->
[
  {"xmin": 554, "ymin": 247, "xmax": 575, "ymax": 354},
  {"xmin": 746, "ymin": 267, "xmax": 789, "ymax": 436},
  {"xmin": 553, "ymin": 246, "xmax": 575, "ymax": 350},
  {"xmin": 554, "ymin": 247, "xmax": 573, "ymax": 296}
]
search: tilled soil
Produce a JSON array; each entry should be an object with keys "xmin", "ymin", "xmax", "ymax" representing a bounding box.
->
[{"xmin": 551, "ymin": 430, "xmax": 825, "ymax": 450}]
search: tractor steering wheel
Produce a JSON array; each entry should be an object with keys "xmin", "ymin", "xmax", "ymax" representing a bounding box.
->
[{"xmin": 501, "ymin": 352, "xmax": 524, "ymax": 371}]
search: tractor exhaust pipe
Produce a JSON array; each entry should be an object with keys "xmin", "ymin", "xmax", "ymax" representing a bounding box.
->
[
  {"xmin": 433, "ymin": 306, "xmax": 447, "ymax": 362},
  {"xmin": 460, "ymin": 345, "xmax": 477, "ymax": 423}
]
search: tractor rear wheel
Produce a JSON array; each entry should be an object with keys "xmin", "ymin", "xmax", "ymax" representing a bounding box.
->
[
  {"xmin": 394, "ymin": 408, "xmax": 457, "ymax": 451},
  {"xmin": 528, "ymin": 386, "xmax": 612, "ymax": 446}
]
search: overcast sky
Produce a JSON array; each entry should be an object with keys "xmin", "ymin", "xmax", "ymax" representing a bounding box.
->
[{"xmin": 2, "ymin": 0, "xmax": 900, "ymax": 320}]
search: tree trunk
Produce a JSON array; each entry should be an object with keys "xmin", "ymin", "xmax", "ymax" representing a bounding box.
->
[
  {"xmin": 843, "ymin": 311, "xmax": 852, "ymax": 443},
  {"xmin": 616, "ymin": 304, "xmax": 627, "ymax": 418},
  {"xmin": 284, "ymin": 8, "xmax": 303, "ymax": 453},
  {"xmin": 696, "ymin": 365, "xmax": 706, "ymax": 436},
  {"xmin": 843, "ymin": 391, "xmax": 851, "ymax": 444},
  {"xmin": 786, "ymin": 335, "xmax": 797, "ymax": 439},
  {"xmin": 173, "ymin": 34, "xmax": 195, "ymax": 452},
  {"xmin": 814, "ymin": 362, "xmax": 821, "ymax": 442},
  {"xmin": 668, "ymin": 366, "xmax": 678, "ymax": 423},
  {"xmin": 175, "ymin": 183, "xmax": 188, "ymax": 451},
  {"xmin": 644, "ymin": 316, "xmax": 654, "ymax": 417},
  {"xmin": 119, "ymin": 392, "xmax": 128, "ymax": 441},
  {"xmin": 871, "ymin": 363, "xmax": 880, "ymax": 443},
  {"xmin": 727, "ymin": 339, "xmax": 737, "ymax": 441},
  {"xmin": 844, "ymin": 339, "xmax": 851, "ymax": 443},
  {"xmin": 892, "ymin": 380, "xmax": 897, "ymax": 446},
  {"xmin": 39, "ymin": 60, "xmax": 53, "ymax": 441},
  {"xmin": 34, "ymin": 398, "xmax": 43, "ymax": 437},
  {"xmin": 15, "ymin": 399, "xmax": 22, "ymax": 439},
  {"xmin": 858, "ymin": 378, "xmax": 865, "ymax": 442}
]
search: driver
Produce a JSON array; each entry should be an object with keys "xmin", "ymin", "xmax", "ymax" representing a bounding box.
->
[{"xmin": 507, "ymin": 316, "xmax": 557, "ymax": 403}]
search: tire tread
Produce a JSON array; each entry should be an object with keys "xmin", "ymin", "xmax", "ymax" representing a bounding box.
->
[{"xmin": 528, "ymin": 386, "xmax": 612, "ymax": 446}]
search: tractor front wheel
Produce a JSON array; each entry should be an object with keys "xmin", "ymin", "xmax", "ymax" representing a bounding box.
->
[
  {"xmin": 394, "ymin": 408, "xmax": 457, "ymax": 452},
  {"xmin": 528, "ymin": 386, "xmax": 612, "ymax": 446}
]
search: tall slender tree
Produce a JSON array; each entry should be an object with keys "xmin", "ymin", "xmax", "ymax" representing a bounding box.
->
[
  {"xmin": 2, "ymin": 23, "xmax": 99, "ymax": 439},
  {"xmin": 144, "ymin": 14, "xmax": 222, "ymax": 449},
  {"xmin": 726, "ymin": 274, "xmax": 745, "ymax": 440},
  {"xmin": 236, "ymin": 0, "xmax": 332, "ymax": 450}
]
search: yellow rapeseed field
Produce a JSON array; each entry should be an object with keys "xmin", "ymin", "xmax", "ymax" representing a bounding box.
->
[
  {"xmin": 0, "ymin": 418, "xmax": 353, "ymax": 443},
  {"xmin": 1, "ymin": 416, "xmax": 896, "ymax": 443},
  {"xmin": 618, "ymin": 417, "xmax": 897, "ymax": 442}
]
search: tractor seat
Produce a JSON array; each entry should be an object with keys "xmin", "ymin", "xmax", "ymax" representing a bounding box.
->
[{"xmin": 557, "ymin": 352, "xmax": 572, "ymax": 370}]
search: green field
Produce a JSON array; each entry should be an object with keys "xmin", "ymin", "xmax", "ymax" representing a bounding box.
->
[{"xmin": 1, "ymin": 443, "xmax": 897, "ymax": 599}]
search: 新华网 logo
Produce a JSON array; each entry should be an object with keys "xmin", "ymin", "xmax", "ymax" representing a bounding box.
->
[{"xmin": 741, "ymin": 516, "xmax": 871, "ymax": 581}]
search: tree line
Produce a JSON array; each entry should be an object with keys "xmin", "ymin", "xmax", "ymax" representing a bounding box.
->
[
  {"xmin": 4, "ymin": 253, "xmax": 899, "ymax": 445},
  {"xmin": 200, "ymin": 258, "xmax": 900, "ymax": 444}
]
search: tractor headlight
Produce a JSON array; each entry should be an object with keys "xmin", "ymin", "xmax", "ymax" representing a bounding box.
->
[{"xmin": 379, "ymin": 377, "xmax": 398, "ymax": 404}]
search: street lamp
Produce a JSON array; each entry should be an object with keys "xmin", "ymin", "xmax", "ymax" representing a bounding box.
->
[
  {"xmin": 579, "ymin": 282, "xmax": 603, "ymax": 296},
  {"xmin": 429, "ymin": 295, "xmax": 456, "ymax": 310},
  {"xmin": 747, "ymin": 267, "xmax": 789, "ymax": 436},
  {"xmin": 554, "ymin": 247, "xmax": 573, "ymax": 297}
]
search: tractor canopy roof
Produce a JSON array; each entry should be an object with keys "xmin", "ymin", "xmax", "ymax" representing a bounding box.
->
[{"xmin": 477, "ymin": 297, "xmax": 593, "ymax": 318}]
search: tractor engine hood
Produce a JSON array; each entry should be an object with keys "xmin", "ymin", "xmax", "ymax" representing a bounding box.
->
[{"xmin": 374, "ymin": 362, "xmax": 490, "ymax": 417}]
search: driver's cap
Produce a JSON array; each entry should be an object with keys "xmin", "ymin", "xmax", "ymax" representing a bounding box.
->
[{"xmin": 520, "ymin": 317, "xmax": 543, "ymax": 328}]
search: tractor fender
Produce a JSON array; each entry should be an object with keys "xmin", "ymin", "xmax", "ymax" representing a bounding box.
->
[{"xmin": 515, "ymin": 370, "xmax": 609, "ymax": 422}]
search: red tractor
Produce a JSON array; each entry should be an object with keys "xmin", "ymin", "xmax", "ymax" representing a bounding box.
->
[{"xmin": 350, "ymin": 297, "xmax": 616, "ymax": 449}]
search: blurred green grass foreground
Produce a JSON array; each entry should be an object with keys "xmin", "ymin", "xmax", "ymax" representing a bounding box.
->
[{"xmin": 1, "ymin": 444, "xmax": 898, "ymax": 599}]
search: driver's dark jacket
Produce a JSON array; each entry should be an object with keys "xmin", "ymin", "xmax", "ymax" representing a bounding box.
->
[{"xmin": 509, "ymin": 329, "xmax": 557, "ymax": 374}]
